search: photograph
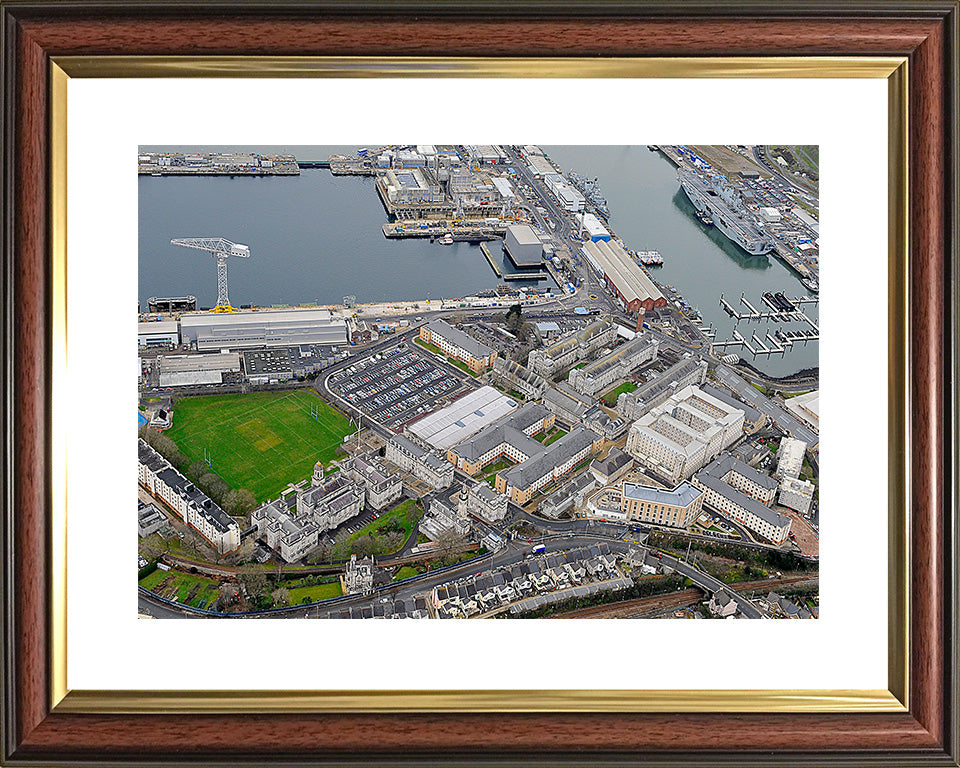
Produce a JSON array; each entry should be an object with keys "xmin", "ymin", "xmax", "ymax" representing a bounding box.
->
[
  {"xmin": 137, "ymin": 144, "xmax": 821, "ymax": 620},
  {"xmin": 6, "ymin": 1, "xmax": 956, "ymax": 762}
]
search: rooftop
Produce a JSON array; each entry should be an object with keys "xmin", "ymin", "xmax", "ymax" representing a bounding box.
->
[
  {"xmin": 622, "ymin": 481, "xmax": 702, "ymax": 508},
  {"xmin": 704, "ymin": 453, "xmax": 779, "ymax": 491},
  {"xmin": 574, "ymin": 334, "xmax": 658, "ymax": 380},
  {"xmin": 180, "ymin": 307, "xmax": 340, "ymax": 328},
  {"xmin": 424, "ymin": 319, "xmax": 494, "ymax": 361},
  {"xmin": 407, "ymin": 386, "xmax": 518, "ymax": 450},
  {"xmin": 695, "ymin": 455, "xmax": 788, "ymax": 529},
  {"xmin": 500, "ymin": 427, "xmax": 600, "ymax": 492},
  {"xmin": 138, "ymin": 320, "xmax": 179, "ymax": 335},
  {"xmin": 581, "ymin": 239, "xmax": 664, "ymax": 305},
  {"xmin": 700, "ymin": 383, "xmax": 762, "ymax": 424},
  {"xmin": 590, "ymin": 446, "xmax": 633, "ymax": 476},
  {"xmin": 506, "ymin": 224, "xmax": 541, "ymax": 245}
]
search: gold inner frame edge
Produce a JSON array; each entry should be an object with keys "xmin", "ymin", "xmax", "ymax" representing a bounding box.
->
[{"xmin": 48, "ymin": 55, "xmax": 909, "ymax": 714}]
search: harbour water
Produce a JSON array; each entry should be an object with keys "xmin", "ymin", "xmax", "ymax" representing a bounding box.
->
[
  {"xmin": 544, "ymin": 146, "xmax": 818, "ymax": 378},
  {"xmin": 138, "ymin": 171, "xmax": 509, "ymax": 311},
  {"xmin": 139, "ymin": 145, "xmax": 817, "ymax": 377}
]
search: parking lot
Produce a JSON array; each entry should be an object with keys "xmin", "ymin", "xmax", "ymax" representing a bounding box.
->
[{"xmin": 328, "ymin": 344, "xmax": 468, "ymax": 429}]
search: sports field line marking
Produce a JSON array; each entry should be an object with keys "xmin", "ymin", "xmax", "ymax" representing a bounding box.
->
[
  {"xmin": 171, "ymin": 391, "xmax": 345, "ymax": 453},
  {"xmin": 169, "ymin": 391, "xmax": 352, "ymax": 496}
]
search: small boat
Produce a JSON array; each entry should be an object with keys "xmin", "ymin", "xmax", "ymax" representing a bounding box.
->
[
  {"xmin": 438, "ymin": 232, "xmax": 454, "ymax": 245},
  {"xmin": 802, "ymin": 277, "xmax": 819, "ymax": 293},
  {"xmin": 695, "ymin": 209, "xmax": 714, "ymax": 226},
  {"xmin": 637, "ymin": 250, "xmax": 664, "ymax": 266}
]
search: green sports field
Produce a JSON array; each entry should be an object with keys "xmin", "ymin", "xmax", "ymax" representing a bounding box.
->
[{"xmin": 165, "ymin": 390, "xmax": 353, "ymax": 502}]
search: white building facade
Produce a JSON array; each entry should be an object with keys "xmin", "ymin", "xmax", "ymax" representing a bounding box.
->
[{"xmin": 625, "ymin": 385, "xmax": 745, "ymax": 484}]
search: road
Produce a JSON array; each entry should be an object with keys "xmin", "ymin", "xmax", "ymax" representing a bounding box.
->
[
  {"xmin": 751, "ymin": 145, "xmax": 817, "ymax": 197},
  {"xmin": 715, "ymin": 364, "xmax": 819, "ymax": 446},
  {"xmin": 665, "ymin": 555, "xmax": 763, "ymax": 618}
]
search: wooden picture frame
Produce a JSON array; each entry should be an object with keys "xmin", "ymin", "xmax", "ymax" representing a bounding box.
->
[{"xmin": 2, "ymin": 2, "xmax": 957, "ymax": 765}]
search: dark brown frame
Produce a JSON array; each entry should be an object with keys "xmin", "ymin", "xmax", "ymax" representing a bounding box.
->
[{"xmin": 2, "ymin": 2, "xmax": 957, "ymax": 765}]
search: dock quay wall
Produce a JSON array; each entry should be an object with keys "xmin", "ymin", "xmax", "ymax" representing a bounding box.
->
[{"xmin": 139, "ymin": 167, "xmax": 300, "ymax": 176}]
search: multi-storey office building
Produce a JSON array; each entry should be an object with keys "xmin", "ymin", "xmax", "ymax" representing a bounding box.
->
[
  {"xmin": 567, "ymin": 334, "xmax": 659, "ymax": 397},
  {"xmin": 616, "ymin": 356, "xmax": 708, "ymax": 420},
  {"xmin": 385, "ymin": 434, "xmax": 454, "ymax": 490},
  {"xmin": 540, "ymin": 472, "xmax": 597, "ymax": 519},
  {"xmin": 341, "ymin": 454, "xmax": 403, "ymax": 510},
  {"xmin": 296, "ymin": 474, "xmax": 365, "ymax": 533},
  {"xmin": 137, "ymin": 439, "xmax": 240, "ymax": 555},
  {"xmin": 495, "ymin": 427, "xmax": 602, "ymax": 505},
  {"xmin": 625, "ymin": 385, "xmax": 745, "ymax": 484},
  {"xmin": 542, "ymin": 384, "xmax": 595, "ymax": 424},
  {"xmin": 620, "ymin": 481, "xmax": 704, "ymax": 529},
  {"xmin": 775, "ymin": 437, "xmax": 807, "ymax": 481},
  {"xmin": 447, "ymin": 402, "xmax": 554, "ymax": 474},
  {"xmin": 589, "ymin": 447, "xmax": 634, "ymax": 486},
  {"xmin": 491, "ymin": 358, "xmax": 547, "ymax": 400},
  {"xmin": 466, "ymin": 482, "xmax": 509, "ymax": 523},
  {"xmin": 421, "ymin": 487, "xmax": 472, "ymax": 541},
  {"xmin": 419, "ymin": 320, "xmax": 497, "ymax": 373},
  {"xmin": 527, "ymin": 320, "xmax": 617, "ymax": 379},
  {"xmin": 778, "ymin": 476, "xmax": 815, "ymax": 515},
  {"xmin": 251, "ymin": 499, "xmax": 320, "ymax": 563},
  {"xmin": 692, "ymin": 454, "xmax": 791, "ymax": 544}
]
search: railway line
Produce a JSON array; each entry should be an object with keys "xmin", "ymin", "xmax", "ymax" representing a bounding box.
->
[{"xmin": 549, "ymin": 575, "xmax": 817, "ymax": 619}]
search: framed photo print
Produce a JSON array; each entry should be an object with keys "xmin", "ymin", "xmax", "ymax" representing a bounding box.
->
[{"xmin": 2, "ymin": 2, "xmax": 957, "ymax": 766}]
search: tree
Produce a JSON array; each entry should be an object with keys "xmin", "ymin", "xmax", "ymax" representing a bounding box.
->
[
  {"xmin": 271, "ymin": 587, "xmax": 290, "ymax": 607},
  {"xmin": 198, "ymin": 473, "xmax": 229, "ymax": 504},
  {"xmin": 331, "ymin": 540, "xmax": 353, "ymax": 562},
  {"xmin": 238, "ymin": 563, "xmax": 269, "ymax": 605},
  {"xmin": 353, "ymin": 534, "xmax": 378, "ymax": 557},
  {"xmin": 435, "ymin": 527, "xmax": 467, "ymax": 560},
  {"xmin": 381, "ymin": 531, "xmax": 405, "ymax": 555},
  {"xmin": 221, "ymin": 489, "xmax": 243, "ymax": 515},
  {"xmin": 505, "ymin": 303, "xmax": 524, "ymax": 333},
  {"xmin": 236, "ymin": 489, "xmax": 257, "ymax": 514}
]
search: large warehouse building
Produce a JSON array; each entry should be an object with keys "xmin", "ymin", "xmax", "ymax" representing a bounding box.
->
[
  {"xmin": 406, "ymin": 386, "xmax": 519, "ymax": 451},
  {"xmin": 582, "ymin": 239, "xmax": 666, "ymax": 313},
  {"xmin": 179, "ymin": 308, "xmax": 349, "ymax": 351},
  {"xmin": 156, "ymin": 352, "xmax": 241, "ymax": 387},
  {"xmin": 138, "ymin": 319, "xmax": 180, "ymax": 347},
  {"xmin": 503, "ymin": 224, "xmax": 544, "ymax": 269}
]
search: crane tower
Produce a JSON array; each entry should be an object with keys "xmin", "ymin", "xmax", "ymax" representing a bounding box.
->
[{"xmin": 170, "ymin": 237, "xmax": 250, "ymax": 311}]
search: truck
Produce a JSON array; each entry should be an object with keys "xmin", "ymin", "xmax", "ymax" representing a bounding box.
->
[{"xmin": 532, "ymin": 544, "xmax": 546, "ymax": 554}]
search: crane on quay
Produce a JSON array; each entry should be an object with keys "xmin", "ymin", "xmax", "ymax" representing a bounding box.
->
[{"xmin": 170, "ymin": 237, "xmax": 251, "ymax": 312}]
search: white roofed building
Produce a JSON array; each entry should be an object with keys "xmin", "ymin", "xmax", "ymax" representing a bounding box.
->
[
  {"xmin": 406, "ymin": 387, "xmax": 519, "ymax": 451},
  {"xmin": 179, "ymin": 308, "xmax": 348, "ymax": 351},
  {"xmin": 775, "ymin": 437, "xmax": 807, "ymax": 481},
  {"xmin": 626, "ymin": 385, "xmax": 745, "ymax": 484}
]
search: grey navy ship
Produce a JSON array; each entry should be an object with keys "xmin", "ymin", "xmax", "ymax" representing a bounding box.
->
[{"xmin": 678, "ymin": 168, "xmax": 776, "ymax": 255}]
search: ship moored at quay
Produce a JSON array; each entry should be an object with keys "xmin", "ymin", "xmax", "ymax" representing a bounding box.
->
[{"xmin": 677, "ymin": 168, "xmax": 776, "ymax": 256}]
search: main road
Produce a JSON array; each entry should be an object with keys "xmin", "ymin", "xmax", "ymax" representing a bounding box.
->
[{"xmin": 715, "ymin": 364, "xmax": 818, "ymax": 446}]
